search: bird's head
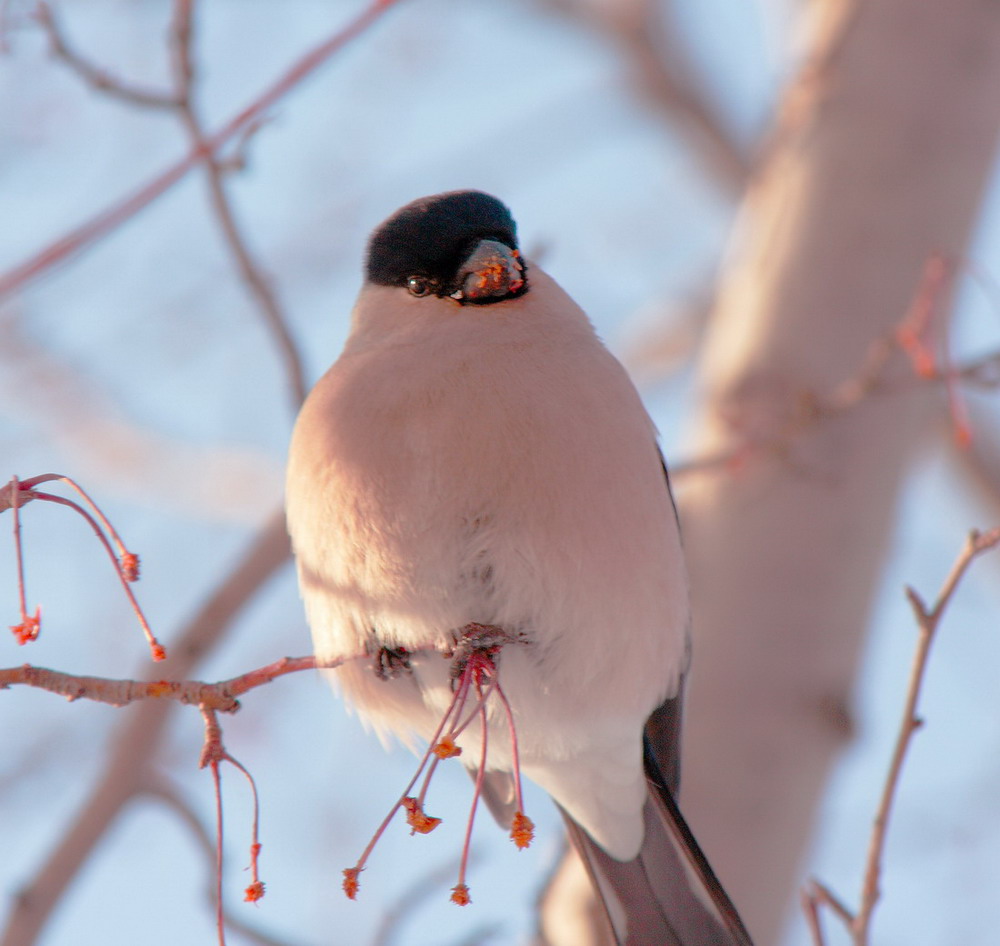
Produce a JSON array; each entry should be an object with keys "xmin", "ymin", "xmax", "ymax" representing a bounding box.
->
[{"xmin": 365, "ymin": 191, "xmax": 528, "ymax": 305}]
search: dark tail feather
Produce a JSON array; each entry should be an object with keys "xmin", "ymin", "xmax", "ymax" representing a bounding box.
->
[{"xmin": 559, "ymin": 742, "xmax": 754, "ymax": 946}]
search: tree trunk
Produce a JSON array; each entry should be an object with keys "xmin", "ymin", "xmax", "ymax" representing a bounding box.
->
[{"xmin": 678, "ymin": 1, "xmax": 1000, "ymax": 944}]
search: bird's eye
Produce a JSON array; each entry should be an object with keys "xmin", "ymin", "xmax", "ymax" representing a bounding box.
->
[{"xmin": 407, "ymin": 276, "xmax": 433, "ymax": 297}]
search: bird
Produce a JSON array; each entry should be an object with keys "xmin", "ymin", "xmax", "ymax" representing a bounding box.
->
[{"xmin": 285, "ymin": 190, "xmax": 753, "ymax": 945}]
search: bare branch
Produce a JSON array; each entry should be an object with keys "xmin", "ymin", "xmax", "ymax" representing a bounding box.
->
[
  {"xmin": 803, "ymin": 878, "xmax": 854, "ymax": 932},
  {"xmin": 168, "ymin": 0, "xmax": 307, "ymax": 406},
  {"xmin": 800, "ymin": 887, "xmax": 826, "ymax": 946},
  {"xmin": 851, "ymin": 528, "xmax": 1000, "ymax": 940},
  {"xmin": 0, "ymin": 0, "xmax": 401, "ymax": 302},
  {"xmin": 673, "ymin": 312, "xmax": 1000, "ymax": 482},
  {"xmin": 541, "ymin": 0, "xmax": 752, "ymax": 194},
  {"xmin": 806, "ymin": 528, "xmax": 1000, "ymax": 945},
  {"xmin": 0, "ymin": 313, "xmax": 282, "ymax": 521},
  {"xmin": 33, "ymin": 1, "xmax": 180, "ymax": 108},
  {"xmin": 26, "ymin": 1, "xmax": 312, "ymax": 408},
  {"xmin": 1, "ymin": 509, "xmax": 291, "ymax": 946},
  {"xmin": 0, "ymin": 655, "xmax": 321, "ymax": 712}
]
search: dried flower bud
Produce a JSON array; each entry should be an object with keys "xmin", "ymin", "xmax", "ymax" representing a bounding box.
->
[
  {"xmin": 10, "ymin": 607, "xmax": 40, "ymax": 645},
  {"xmin": 342, "ymin": 867, "xmax": 361, "ymax": 900},
  {"xmin": 120, "ymin": 552, "xmax": 141, "ymax": 582},
  {"xmin": 433, "ymin": 735, "xmax": 462, "ymax": 759},
  {"xmin": 510, "ymin": 810, "xmax": 535, "ymax": 850},
  {"xmin": 244, "ymin": 881, "xmax": 265, "ymax": 903},
  {"xmin": 403, "ymin": 796, "xmax": 442, "ymax": 834}
]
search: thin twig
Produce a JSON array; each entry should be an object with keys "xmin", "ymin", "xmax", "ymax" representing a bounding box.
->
[
  {"xmin": 370, "ymin": 853, "xmax": 473, "ymax": 946},
  {"xmin": 20, "ymin": 473, "xmax": 139, "ymax": 567},
  {"xmin": 673, "ymin": 281, "xmax": 1000, "ymax": 481},
  {"xmin": 145, "ymin": 783, "xmax": 304, "ymax": 946},
  {"xmin": 851, "ymin": 528, "xmax": 1000, "ymax": 941},
  {"xmin": 27, "ymin": 489, "xmax": 164, "ymax": 657},
  {"xmin": 8, "ymin": 476, "xmax": 40, "ymax": 643},
  {"xmin": 0, "ymin": 0, "xmax": 401, "ymax": 302},
  {"xmin": 5, "ymin": 474, "xmax": 162, "ymax": 655},
  {"xmin": 805, "ymin": 527, "xmax": 1000, "ymax": 945},
  {"xmin": 800, "ymin": 887, "xmax": 826, "ymax": 946},
  {"xmin": 807, "ymin": 878, "xmax": 855, "ymax": 928},
  {"xmin": 34, "ymin": 1, "xmax": 180, "ymax": 108},
  {"xmin": 540, "ymin": 0, "xmax": 751, "ymax": 194},
  {"xmin": 0, "ymin": 510, "xmax": 291, "ymax": 946},
  {"xmin": 200, "ymin": 706, "xmax": 229, "ymax": 946},
  {"xmin": 168, "ymin": 0, "xmax": 307, "ymax": 406}
]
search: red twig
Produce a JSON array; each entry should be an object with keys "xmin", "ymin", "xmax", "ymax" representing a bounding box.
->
[
  {"xmin": 1, "ymin": 510, "xmax": 292, "ymax": 946},
  {"xmin": 0, "ymin": 0, "xmax": 401, "ymax": 302},
  {"xmin": 196, "ymin": 704, "xmax": 268, "ymax": 945},
  {"xmin": 21, "ymin": 473, "xmax": 139, "ymax": 574},
  {"xmin": 199, "ymin": 706, "xmax": 229, "ymax": 946},
  {"xmin": 5, "ymin": 474, "xmax": 163, "ymax": 659},
  {"xmin": 8, "ymin": 477, "xmax": 41, "ymax": 644},
  {"xmin": 142, "ymin": 783, "xmax": 285, "ymax": 946},
  {"xmin": 673, "ymin": 264, "xmax": 999, "ymax": 481},
  {"xmin": 341, "ymin": 627, "xmax": 531, "ymax": 904},
  {"xmin": 342, "ymin": 658, "xmax": 467, "ymax": 900},
  {"xmin": 451, "ymin": 694, "xmax": 489, "ymax": 907}
]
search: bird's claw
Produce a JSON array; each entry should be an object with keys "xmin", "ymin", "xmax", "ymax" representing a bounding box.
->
[
  {"xmin": 373, "ymin": 645, "xmax": 412, "ymax": 681},
  {"xmin": 445, "ymin": 623, "xmax": 521, "ymax": 680}
]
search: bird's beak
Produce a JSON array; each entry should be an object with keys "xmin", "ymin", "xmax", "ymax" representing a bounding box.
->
[{"xmin": 451, "ymin": 239, "xmax": 526, "ymax": 302}]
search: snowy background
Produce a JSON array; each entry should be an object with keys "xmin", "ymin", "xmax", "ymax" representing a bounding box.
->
[{"xmin": 1, "ymin": 1, "xmax": 999, "ymax": 944}]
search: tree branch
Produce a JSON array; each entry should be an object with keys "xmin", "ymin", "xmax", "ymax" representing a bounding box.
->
[
  {"xmin": 1, "ymin": 509, "xmax": 291, "ymax": 946},
  {"xmin": 540, "ymin": 0, "xmax": 752, "ymax": 194},
  {"xmin": 33, "ymin": 1, "xmax": 180, "ymax": 108},
  {"xmin": 805, "ymin": 527, "xmax": 1000, "ymax": 945},
  {"xmin": 0, "ymin": 655, "xmax": 321, "ymax": 712},
  {"xmin": 167, "ymin": 0, "xmax": 307, "ymax": 406},
  {"xmin": 0, "ymin": 0, "xmax": 401, "ymax": 302}
]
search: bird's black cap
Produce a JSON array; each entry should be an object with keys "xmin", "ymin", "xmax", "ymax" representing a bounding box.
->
[{"xmin": 366, "ymin": 191, "xmax": 524, "ymax": 299}]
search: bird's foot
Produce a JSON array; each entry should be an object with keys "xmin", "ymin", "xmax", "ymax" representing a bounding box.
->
[
  {"xmin": 372, "ymin": 645, "xmax": 412, "ymax": 681},
  {"xmin": 444, "ymin": 623, "xmax": 522, "ymax": 681}
]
